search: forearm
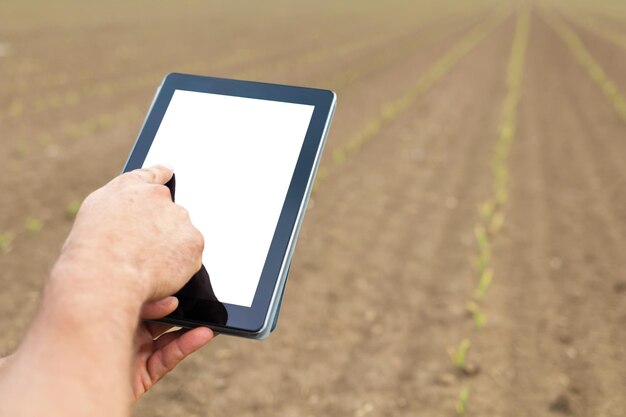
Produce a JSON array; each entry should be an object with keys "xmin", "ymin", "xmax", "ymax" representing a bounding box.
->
[{"xmin": 0, "ymin": 255, "xmax": 143, "ymax": 417}]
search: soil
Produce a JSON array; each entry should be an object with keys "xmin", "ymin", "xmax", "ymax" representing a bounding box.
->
[{"xmin": 1, "ymin": 1, "xmax": 625, "ymax": 416}]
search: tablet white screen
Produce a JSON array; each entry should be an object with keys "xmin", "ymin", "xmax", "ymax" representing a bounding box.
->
[{"xmin": 142, "ymin": 90, "xmax": 314, "ymax": 307}]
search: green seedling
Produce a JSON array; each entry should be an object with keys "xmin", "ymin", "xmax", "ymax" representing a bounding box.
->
[
  {"xmin": 499, "ymin": 123, "xmax": 514, "ymax": 142},
  {"xmin": 495, "ymin": 186, "xmax": 508, "ymax": 206},
  {"xmin": 66, "ymin": 199, "xmax": 81, "ymax": 219},
  {"xmin": 332, "ymin": 148, "xmax": 346, "ymax": 165},
  {"xmin": 493, "ymin": 164, "xmax": 509, "ymax": 188},
  {"xmin": 0, "ymin": 232, "xmax": 15, "ymax": 253},
  {"xmin": 381, "ymin": 103, "xmax": 397, "ymax": 122},
  {"xmin": 456, "ymin": 385, "xmax": 470, "ymax": 416},
  {"xmin": 24, "ymin": 217, "xmax": 43, "ymax": 234},
  {"xmin": 346, "ymin": 137, "xmax": 362, "ymax": 154},
  {"xmin": 474, "ymin": 224, "xmax": 489, "ymax": 252},
  {"xmin": 316, "ymin": 166, "xmax": 328, "ymax": 182},
  {"xmin": 449, "ymin": 338, "xmax": 471, "ymax": 371},
  {"xmin": 479, "ymin": 200, "xmax": 495, "ymax": 224},
  {"xmin": 474, "ymin": 267, "xmax": 493, "ymax": 300},
  {"xmin": 473, "ymin": 224, "xmax": 491, "ymax": 274},
  {"xmin": 470, "ymin": 251, "xmax": 489, "ymax": 276},
  {"xmin": 489, "ymin": 211, "xmax": 505, "ymax": 235},
  {"xmin": 466, "ymin": 301, "xmax": 487, "ymax": 329}
]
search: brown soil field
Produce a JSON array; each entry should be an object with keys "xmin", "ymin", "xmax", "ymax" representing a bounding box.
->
[{"xmin": 1, "ymin": 1, "xmax": 625, "ymax": 416}]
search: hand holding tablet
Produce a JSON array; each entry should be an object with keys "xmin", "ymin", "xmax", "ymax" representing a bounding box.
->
[{"xmin": 124, "ymin": 73, "xmax": 336, "ymax": 339}]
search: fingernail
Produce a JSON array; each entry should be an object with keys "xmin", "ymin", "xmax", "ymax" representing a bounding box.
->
[
  {"xmin": 157, "ymin": 296, "xmax": 177, "ymax": 306},
  {"xmin": 198, "ymin": 327, "xmax": 214, "ymax": 339},
  {"xmin": 159, "ymin": 163, "xmax": 174, "ymax": 172}
]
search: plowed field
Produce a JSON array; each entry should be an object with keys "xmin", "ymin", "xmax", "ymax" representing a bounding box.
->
[{"xmin": 1, "ymin": 1, "xmax": 625, "ymax": 416}]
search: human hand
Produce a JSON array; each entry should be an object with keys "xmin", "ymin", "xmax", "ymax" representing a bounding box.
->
[
  {"xmin": 0, "ymin": 166, "xmax": 211, "ymax": 417},
  {"xmin": 132, "ymin": 297, "xmax": 215, "ymax": 400},
  {"xmin": 53, "ymin": 165, "xmax": 204, "ymax": 304}
]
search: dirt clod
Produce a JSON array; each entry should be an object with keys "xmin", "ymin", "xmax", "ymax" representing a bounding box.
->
[
  {"xmin": 549, "ymin": 394, "xmax": 572, "ymax": 414},
  {"xmin": 461, "ymin": 363, "xmax": 480, "ymax": 377},
  {"xmin": 613, "ymin": 281, "xmax": 626, "ymax": 294},
  {"xmin": 435, "ymin": 372, "xmax": 456, "ymax": 386}
]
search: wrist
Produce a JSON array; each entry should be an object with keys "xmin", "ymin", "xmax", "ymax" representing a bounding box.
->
[
  {"xmin": 53, "ymin": 242, "xmax": 148, "ymax": 304},
  {"xmin": 45, "ymin": 249, "xmax": 145, "ymax": 332},
  {"xmin": 4, "ymin": 249, "xmax": 143, "ymax": 417}
]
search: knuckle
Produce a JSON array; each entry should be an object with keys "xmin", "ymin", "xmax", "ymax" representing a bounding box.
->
[
  {"xmin": 143, "ymin": 168, "xmax": 157, "ymax": 182},
  {"xmin": 186, "ymin": 229, "xmax": 204, "ymax": 270},
  {"xmin": 152, "ymin": 184, "xmax": 171, "ymax": 199},
  {"xmin": 177, "ymin": 206, "xmax": 190, "ymax": 219},
  {"xmin": 193, "ymin": 229, "xmax": 205, "ymax": 251},
  {"xmin": 127, "ymin": 168, "xmax": 155, "ymax": 183},
  {"xmin": 194, "ymin": 250, "xmax": 203, "ymax": 271},
  {"xmin": 120, "ymin": 171, "xmax": 139, "ymax": 182}
]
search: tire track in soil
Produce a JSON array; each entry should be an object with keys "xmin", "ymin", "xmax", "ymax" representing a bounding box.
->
[
  {"xmin": 132, "ymin": 16, "xmax": 513, "ymax": 417},
  {"xmin": 471, "ymin": 12, "xmax": 626, "ymax": 417}
]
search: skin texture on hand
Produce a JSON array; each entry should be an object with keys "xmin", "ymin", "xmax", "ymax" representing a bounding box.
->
[
  {"xmin": 134, "ymin": 296, "xmax": 214, "ymax": 400},
  {"xmin": 59, "ymin": 165, "xmax": 205, "ymax": 301},
  {"xmin": 0, "ymin": 356, "xmax": 9, "ymax": 370},
  {"xmin": 0, "ymin": 165, "xmax": 215, "ymax": 417}
]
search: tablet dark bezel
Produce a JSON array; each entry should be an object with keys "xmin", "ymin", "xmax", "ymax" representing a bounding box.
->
[{"xmin": 123, "ymin": 73, "xmax": 335, "ymax": 334}]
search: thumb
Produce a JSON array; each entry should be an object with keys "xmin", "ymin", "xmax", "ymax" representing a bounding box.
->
[
  {"xmin": 130, "ymin": 164, "xmax": 174, "ymax": 185},
  {"xmin": 141, "ymin": 296, "xmax": 179, "ymax": 320}
]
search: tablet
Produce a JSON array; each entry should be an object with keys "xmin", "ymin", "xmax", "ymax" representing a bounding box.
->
[{"xmin": 123, "ymin": 73, "xmax": 336, "ymax": 339}]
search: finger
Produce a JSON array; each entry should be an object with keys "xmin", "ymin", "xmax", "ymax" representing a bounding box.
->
[
  {"xmin": 131, "ymin": 164, "xmax": 174, "ymax": 185},
  {"xmin": 141, "ymin": 296, "xmax": 179, "ymax": 320},
  {"xmin": 147, "ymin": 327, "xmax": 214, "ymax": 384}
]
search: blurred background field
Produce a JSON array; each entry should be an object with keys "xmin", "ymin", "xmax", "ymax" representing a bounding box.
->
[{"xmin": 1, "ymin": 0, "xmax": 626, "ymax": 416}]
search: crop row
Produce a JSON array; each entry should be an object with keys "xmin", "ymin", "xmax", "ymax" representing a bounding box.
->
[
  {"xmin": 0, "ymin": 2, "xmax": 489, "ymax": 118},
  {"xmin": 10, "ymin": 5, "xmax": 494, "ymax": 164},
  {"xmin": 565, "ymin": 11, "xmax": 626, "ymax": 51},
  {"xmin": 1, "ymin": 4, "xmax": 495, "ymax": 256},
  {"xmin": 315, "ymin": 5, "xmax": 511, "ymax": 189},
  {"xmin": 0, "ymin": 25, "xmax": 394, "ymax": 119},
  {"xmin": 1, "ymin": 30, "xmax": 372, "ymax": 121},
  {"xmin": 543, "ymin": 6, "xmax": 626, "ymax": 124},
  {"xmin": 449, "ymin": 6, "xmax": 530, "ymax": 415}
]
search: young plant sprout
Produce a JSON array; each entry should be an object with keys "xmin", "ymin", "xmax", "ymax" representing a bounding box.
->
[
  {"xmin": 466, "ymin": 301, "xmax": 488, "ymax": 329},
  {"xmin": 456, "ymin": 385, "xmax": 470, "ymax": 416},
  {"xmin": 449, "ymin": 338, "xmax": 471, "ymax": 371},
  {"xmin": 24, "ymin": 217, "xmax": 43, "ymax": 234},
  {"xmin": 474, "ymin": 267, "xmax": 493, "ymax": 300},
  {"xmin": 0, "ymin": 232, "xmax": 15, "ymax": 253},
  {"xmin": 66, "ymin": 199, "xmax": 82, "ymax": 219}
]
